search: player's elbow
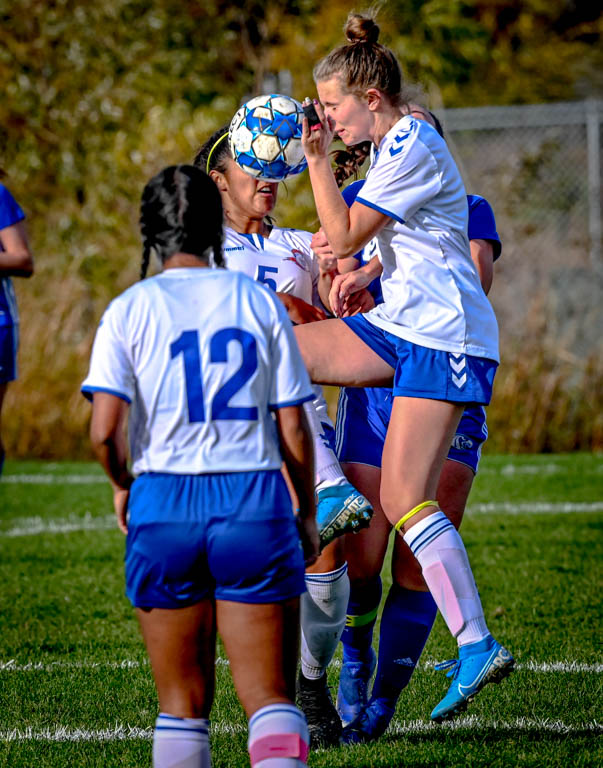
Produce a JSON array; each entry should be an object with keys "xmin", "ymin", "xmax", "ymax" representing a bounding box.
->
[{"xmin": 15, "ymin": 250, "xmax": 34, "ymax": 277}]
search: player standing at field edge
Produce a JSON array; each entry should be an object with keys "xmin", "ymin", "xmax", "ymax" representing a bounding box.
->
[
  {"xmin": 295, "ymin": 12, "xmax": 514, "ymax": 724},
  {"xmin": 0, "ymin": 175, "xmax": 34, "ymax": 476},
  {"xmin": 82, "ymin": 165, "xmax": 318, "ymax": 768}
]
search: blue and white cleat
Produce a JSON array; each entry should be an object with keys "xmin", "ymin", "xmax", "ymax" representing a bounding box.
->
[
  {"xmin": 337, "ymin": 648, "xmax": 377, "ymax": 726},
  {"xmin": 430, "ymin": 634, "xmax": 515, "ymax": 722},
  {"xmin": 316, "ymin": 483, "xmax": 373, "ymax": 550},
  {"xmin": 340, "ymin": 696, "xmax": 395, "ymax": 745}
]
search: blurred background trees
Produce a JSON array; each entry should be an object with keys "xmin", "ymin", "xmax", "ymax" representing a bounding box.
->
[{"xmin": 1, "ymin": 0, "xmax": 601, "ymax": 457}]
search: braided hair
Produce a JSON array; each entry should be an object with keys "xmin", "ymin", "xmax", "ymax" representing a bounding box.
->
[
  {"xmin": 331, "ymin": 141, "xmax": 371, "ymax": 188},
  {"xmin": 139, "ymin": 165, "xmax": 224, "ymax": 279}
]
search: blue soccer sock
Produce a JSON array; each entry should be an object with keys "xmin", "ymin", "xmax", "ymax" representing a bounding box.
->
[
  {"xmin": 371, "ymin": 584, "xmax": 437, "ymax": 705},
  {"xmin": 341, "ymin": 576, "xmax": 382, "ymax": 664}
]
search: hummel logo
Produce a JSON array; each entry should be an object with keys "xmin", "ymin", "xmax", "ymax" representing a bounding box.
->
[
  {"xmin": 449, "ymin": 357, "xmax": 466, "ymax": 374},
  {"xmin": 452, "ymin": 373, "xmax": 467, "ymax": 388},
  {"xmin": 393, "ymin": 657, "xmax": 415, "ymax": 667}
]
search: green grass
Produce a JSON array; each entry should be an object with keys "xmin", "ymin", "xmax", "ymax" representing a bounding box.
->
[{"xmin": 0, "ymin": 454, "xmax": 602, "ymax": 767}]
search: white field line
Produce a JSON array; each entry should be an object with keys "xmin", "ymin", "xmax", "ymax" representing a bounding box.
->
[
  {"xmin": 0, "ymin": 717, "xmax": 601, "ymax": 742},
  {"xmin": 2, "ymin": 474, "xmax": 106, "ymax": 484},
  {"xmin": 2, "ymin": 501, "xmax": 602, "ymax": 539},
  {"xmin": 0, "ymin": 514, "xmax": 115, "ymax": 537},
  {"xmin": 0, "ymin": 658, "xmax": 600, "ymax": 674},
  {"xmin": 467, "ymin": 501, "xmax": 603, "ymax": 514},
  {"xmin": 4, "ymin": 459, "xmax": 602, "ymax": 485}
]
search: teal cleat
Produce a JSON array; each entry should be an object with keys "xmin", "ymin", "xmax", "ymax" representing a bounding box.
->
[
  {"xmin": 336, "ymin": 648, "xmax": 377, "ymax": 726},
  {"xmin": 316, "ymin": 483, "xmax": 373, "ymax": 550},
  {"xmin": 430, "ymin": 635, "xmax": 515, "ymax": 722},
  {"xmin": 340, "ymin": 696, "xmax": 395, "ymax": 744}
]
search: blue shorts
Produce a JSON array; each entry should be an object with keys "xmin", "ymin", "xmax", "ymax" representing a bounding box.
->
[
  {"xmin": 343, "ymin": 314, "xmax": 497, "ymax": 404},
  {"xmin": 0, "ymin": 325, "xmax": 17, "ymax": 383},
  {"xmin": 336, "ymin": 387, "xmax": 487, "ymax": 474},
  {"xmin": 125, "ymin": 470, "xmax": 306, "ymax": 609}
]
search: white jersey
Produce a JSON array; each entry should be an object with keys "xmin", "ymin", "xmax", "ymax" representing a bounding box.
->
[
  {"xmin": 223, "ymin": 226, "xmax": 320, "ymax": 307},
  {"xmin": 223, "ymin": 225, "xmax": 330, "ymax": 424},
  {"xmin": 357, "ymin": 115, "xmax": 499, "ymax": 362},
  {"xmin": 82, "ymin": 268, "xmax": 314, "ymax": 475}
]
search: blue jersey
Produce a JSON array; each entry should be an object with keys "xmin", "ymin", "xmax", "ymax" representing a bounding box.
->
[{"xmin": 0, "ymin": 184, "xmax": 25, "ymax": 327}]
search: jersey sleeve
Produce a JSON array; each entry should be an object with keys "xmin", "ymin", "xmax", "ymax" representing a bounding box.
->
[
  {"xmin": 81, "ymin": 299, "xmax": 135, "ymax": 403},
  {"xmin": 0, "ymin": 185, "xmax": 26, "ymax": 230},
  {"xmin": 356, "ymin": 132, "xmax": 441, "ymax": 224},
  {"xmin": 467, "ymin": 196, "xmax": 502, "ymax": 260},
  {"xmin": 267, "ymin": 294, "xmax": 315, "ymax": 410}
]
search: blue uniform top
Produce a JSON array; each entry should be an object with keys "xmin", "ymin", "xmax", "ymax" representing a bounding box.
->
[{"xmin": 0, "ymin": 184, "xmax": 25, "ymax": 327}]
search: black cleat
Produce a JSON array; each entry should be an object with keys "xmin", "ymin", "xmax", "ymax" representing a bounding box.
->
[{"xmin": 297, "ymin": 670, "xmax": 342, "ymax": 749}]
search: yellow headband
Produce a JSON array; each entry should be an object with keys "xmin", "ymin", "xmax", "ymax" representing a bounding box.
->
[{"xmin": 206, "ymin": 132, "xmax": 229, "ymax": 174}]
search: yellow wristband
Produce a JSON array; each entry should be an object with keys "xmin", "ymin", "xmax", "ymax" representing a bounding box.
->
[{"xmin": 394, "ymin": 500, "xmax": 439, "ymax": 533}]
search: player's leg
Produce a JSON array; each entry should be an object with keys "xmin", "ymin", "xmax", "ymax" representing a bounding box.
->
[
  {"xmin": 298, "ymin": 537, "xmax": 348, "ymax": 747},
  {"xmin": 126, "ymin": 473, "xmax": 218, "ymax": 767},
  {"xmin": 345, "ymin": 461, "xmax": 475, "ymax": 743},
  {"xmin": 293, "ymin": 318, "xmax": 395, "ymax": 387},
  {"xmin": 334, "ymin": 386, "xmax": 392, "ymax": 725},
  {"xmin": 210, "ymin": 469, "xmax": 310, "ymax": 765},
  {"xmin": 137, "ymin": 603, "xmax": 214, "ymax": 768},
  {"xmin": 0, "ymin": 383, "xmax": 7, "ymax": 475},
  {"xmin": 382, "ymin": 396, "xmax": 513, "ymax": 722},
  {"xmin": 0, "ymin": 323, "xmax": 18, "ymax": 476},
  {"xmin": 337, "ymin": 462, "xmax": 390, "ymax": 726},
  {"xmin": 303, "ymin": 395, "xmax": 373, "ymax": 548}
]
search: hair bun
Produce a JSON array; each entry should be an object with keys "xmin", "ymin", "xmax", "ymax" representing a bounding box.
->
[{"xmin": 345, "ymin": 13, "xmax": 380, "ymax": 45}]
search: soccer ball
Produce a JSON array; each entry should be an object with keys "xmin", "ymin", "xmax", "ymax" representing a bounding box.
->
[{"xmin": 229, "ymin": 94, "xmax": 308, "ymax": 181}]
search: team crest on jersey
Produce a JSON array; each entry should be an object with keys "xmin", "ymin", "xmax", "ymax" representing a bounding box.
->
[{"xmin": 282, "ymin": 249, "xmax": 309, "ymax": 272}]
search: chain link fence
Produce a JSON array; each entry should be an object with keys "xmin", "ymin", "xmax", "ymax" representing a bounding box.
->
[{"xmin": 441, "ymin": 100, "xmax": 603, "ymax": 362}]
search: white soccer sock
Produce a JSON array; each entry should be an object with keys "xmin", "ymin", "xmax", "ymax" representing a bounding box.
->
[
  {"xmin": 153, "ymin": 713, "xmax": 211, "ymax": 768},
  {"xmin": 300, "ymin": 564, "xmax": 350, "ymax": 679},
  {"xmin": 303, "ymin": 399, "xmax": 347, "ymax": 492},
  {"xmin": 248, "ymin": 703, "xmax": 309, "ymax": 767},
  {"xmin": 403, "ymin": 511, "xmax": 489, "ymax": 647}
]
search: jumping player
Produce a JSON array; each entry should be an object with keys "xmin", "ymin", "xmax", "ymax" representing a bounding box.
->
[
  {"xmin": 0, "ymin": 179, "xmax": 34, "ymax": 475},
  {"xmin": 296, "ymin": 11, "xmax": 514, "ymax": 728},
  {"xmin": 320, "ymin": 108, "xmax": 505, "ymax": 742},
  {"xmin": 83, "ymin": 165, "xmax": 318, "ymax": 768}
]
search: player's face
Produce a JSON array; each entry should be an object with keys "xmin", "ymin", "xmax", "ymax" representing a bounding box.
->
[
  {"xmin": 317, "ymin": 78, "xmax": 373, "ymax": 146},
  {"xmin": 220, "ymin": 158, "xmax": 279, "ymax": 222},
  {"xmin": 408, "ymin": 104, "xmax": 437, "ymax": 129}
]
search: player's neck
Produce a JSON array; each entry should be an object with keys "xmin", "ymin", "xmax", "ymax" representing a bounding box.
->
[
  {"xmin": 163, "ymin": 252, "xmax": 210, "ymax": 270},
  {"xmin": 373, "ymin": 107, "xmax": 405, "ymax": 147},
  {"xmin": 226, "ymin": 212, "xmax": 271, "ymax": 236}
]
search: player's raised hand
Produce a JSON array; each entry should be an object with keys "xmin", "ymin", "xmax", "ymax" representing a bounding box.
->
[{"xmin": 301, "ymin": 99, "xmax": 335, "ymax": 158}]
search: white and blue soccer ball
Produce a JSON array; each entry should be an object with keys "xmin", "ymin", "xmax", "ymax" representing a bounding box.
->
[{"xmin": 229, "ymin": 94, "xmax": 308, "ymax": 182}]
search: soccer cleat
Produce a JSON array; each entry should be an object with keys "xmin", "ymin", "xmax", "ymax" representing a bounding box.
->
[
  {"xmin": 336, "ymin": 648, "xmax": 377, "ymax": 726},
  {"xmin": 316, "ymin": 483, "xmax": 373, "ymax": 550},
  {"xmin": 430, "ymin": 634, "xmax": 515, "ymax": 722},
  {"xmin": 297, "ymin": 670, "xmax": 342, "ymax": 749},
  {"xmin": 340, "ymin": 697, "xmax": 395, "ymax": 745}
]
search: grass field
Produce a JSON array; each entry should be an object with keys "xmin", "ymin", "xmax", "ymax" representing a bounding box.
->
[{"xmin": 0, "ymin": 454, "xmax": 601, "ymax": 767}]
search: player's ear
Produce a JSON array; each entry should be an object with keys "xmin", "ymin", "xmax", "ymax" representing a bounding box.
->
[
  {"xmin": 366, "ymin": 89, "xmax": 381, "ymax": 111},
  {"xmin": 209, "ymin": 169, "xmax": 227, "ymax": 192}
]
